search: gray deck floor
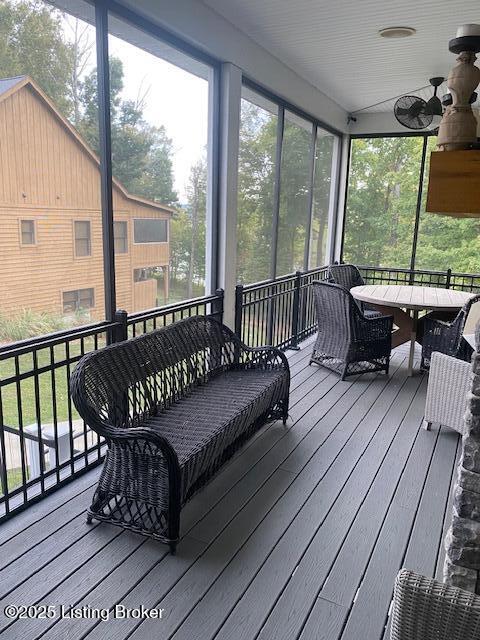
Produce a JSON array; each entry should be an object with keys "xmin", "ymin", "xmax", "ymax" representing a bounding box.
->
[{"xmin": 0, "ymin": 337, "xmax": 461, "ymax": 640}]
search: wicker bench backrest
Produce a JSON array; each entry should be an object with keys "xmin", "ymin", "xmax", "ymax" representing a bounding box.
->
[
  {"xmin": 312, "ymin": 280, "xmax": 356, "ymax": 343},
  {"xmin": 71, "ymin": 316, "xmax": 238, "ymax": 431}
]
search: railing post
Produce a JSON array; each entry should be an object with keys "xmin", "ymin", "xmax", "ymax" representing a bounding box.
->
[
  {"xmin": 212, "ymin": 288, "xmax": 224, "ymax": 323},
  {"xmin": 234, "ymin": 285, "xmax": 244, "ymax": 340},
  {"xmin": 112, "ymin": 309, "xmax": 128, "ymax": 344},
  {"xmin": 290, "ymin": 271, "xmax": 302, "ymax": 350},
  {"xmin": 446, "ymin": 268, "xmax": 452, "ymax": 289}
]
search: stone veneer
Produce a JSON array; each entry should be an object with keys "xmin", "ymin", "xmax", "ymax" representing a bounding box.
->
[{"xmin": 444, "ymin": 327, "xmax": 480, "ymax": 593}]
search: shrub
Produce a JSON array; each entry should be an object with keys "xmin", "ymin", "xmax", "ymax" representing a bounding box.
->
[{"xmin": 0, "ymin": 309, "xmax": 89, "ymax": 343}]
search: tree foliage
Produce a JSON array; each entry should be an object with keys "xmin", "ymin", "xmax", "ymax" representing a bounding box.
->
[
  {"xmin": 0, "ymin": 0, "xmax": 73, "ymax": 115},
  {"xmin": 236, "ymin": 100, "xmax": 335, "ymax": 283},
  {"xmin": 343, "ymin": 137, "xmax": 480, "ymax": 273}
]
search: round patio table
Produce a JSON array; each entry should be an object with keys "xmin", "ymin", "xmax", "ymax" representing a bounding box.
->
[{"xmin": 351, "ymin": 284, "xmax": 474, "ymax": 376}]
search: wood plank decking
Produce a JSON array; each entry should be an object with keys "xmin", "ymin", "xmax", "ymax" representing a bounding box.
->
[{"xmin": 0, "ymin": 337, "xmax": 460, "ymax": 640}]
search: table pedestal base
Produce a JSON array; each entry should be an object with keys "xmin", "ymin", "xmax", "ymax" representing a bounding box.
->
[{"xmin": 370, "ymin": 304, "xmax": 419, "ymax": 376}]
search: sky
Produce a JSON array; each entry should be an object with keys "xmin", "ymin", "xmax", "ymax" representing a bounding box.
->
[{"xmin": 63, "ymin": 14, "xmax": 209, "ymax": 202}]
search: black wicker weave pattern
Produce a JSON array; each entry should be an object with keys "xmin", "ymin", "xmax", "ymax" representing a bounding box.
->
[
  {"xmin": 420, "ymin": 294, "xmax": 480, "ymax": 370},
  {"xmin": 328, "ymin": 263, "xmax": 364, "ymax": 289},
  {"xmin": 310, "ymin": 281, "xmax": 393, "ymax": 380},
  {"xmin": 328, "ymin": 263, "xmax": 382, "ymax": 318},
  {"xmin": 70, "ymin": 316, "xmax": 290, "ymax": 552}
]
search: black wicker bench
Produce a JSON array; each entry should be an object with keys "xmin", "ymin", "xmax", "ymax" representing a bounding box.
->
[{"xmin": 70, "ymin": 315, "xmax": 290, "ymax": 553}]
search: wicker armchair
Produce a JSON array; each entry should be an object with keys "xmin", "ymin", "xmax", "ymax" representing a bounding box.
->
[
  {"xmin": 70, "ymin": 316, "xmax": 290, "ymax": 553},
  {"xmin": 328, "ymin": 263, "xmax": 381, "ymax": 318},
  {"xmin": 419, "ymin": 293, "xmax": 480, "ymax": 370},
  {"xmin": 390, "ymin": 570, "xmax": 480, "ymax": 640},
  {"xmin": 310, "ymin": 281, "xmax": 393, "ymax": 380}
]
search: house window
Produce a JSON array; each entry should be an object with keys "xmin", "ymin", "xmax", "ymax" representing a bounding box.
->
[
  {"xmin": 114, "ymin": 221, "xmax": 128, "ymax": 254},
  {"xmin": 74, "ymin": 221, "xmax": 91, "ymax": 257},
  {"xmin": 134, "ymin": 219, "xmax": 168, "ymax": 244},
  {"xmin": 20, "ymin": 220, "xmax": 35, "ymax": 245},
  {"xmin": 62, "ymin": 288, "xmax": 95, "ymax": 313}
]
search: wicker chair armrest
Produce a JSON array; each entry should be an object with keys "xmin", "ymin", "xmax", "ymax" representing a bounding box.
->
[
  {"xmin": 353, "ymin": 312, "xmax": 394, "ymax": 342},
  {"xmin": 424, "ymin": 316, "xmax": 455, "ymax": 331},
  {"xmin": 391, "ymin": 569, "xmax": 480, "ymax": 640}
]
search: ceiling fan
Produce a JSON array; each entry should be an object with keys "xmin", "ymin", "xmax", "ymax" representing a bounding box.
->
[{"xmin": 394, "ymin": 77, "xmax": 444, "ymax": 130}]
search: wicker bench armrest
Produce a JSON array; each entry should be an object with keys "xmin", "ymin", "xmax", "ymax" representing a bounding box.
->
[
  {"xmin": 391, "ymin": 570, "xmax": 480, "ymax": 640},
  {"xmin": 238, "ymin": 344, "xmax": 290, "ymax": 371}
]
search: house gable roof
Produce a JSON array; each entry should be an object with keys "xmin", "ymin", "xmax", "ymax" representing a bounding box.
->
[{"xmin": 0, "ymin": 75, "xmax": 175, "ymax": 216}]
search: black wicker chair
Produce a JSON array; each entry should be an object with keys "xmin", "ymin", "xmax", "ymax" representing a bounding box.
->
[
  {"xmin": 328, "ymin": 263, "xmax": 381, "ymax": 318},
  {"xmin": 419, "ymin": 294, "xmax": 480, "ymax": 370},
  {"xmin": 70, "ymin": 315, "xmax": 290, "ymax": 553},
  {"xmin": 310, "ymin": 281, "xmax": 393, "ymax": 380}
]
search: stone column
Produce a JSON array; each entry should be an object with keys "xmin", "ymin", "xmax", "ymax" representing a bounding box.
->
[{"xmin": 444, "ymin": 325, "xmax": 480, "ymax": 592}]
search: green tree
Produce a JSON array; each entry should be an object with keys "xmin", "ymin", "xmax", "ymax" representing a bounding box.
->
[
  {"xmin": 237, "ymin": 100, "xmax": 277, "ymax": 284},
  {"xmin": 0, "ymin": 0, "xmax": 74, "ymax": 116},
  {"xmin": 343, "ymin": 137, "xmax": 423, "ymax": 268},
  {"xmin": 78, "ymin": 58, "xmax": 177, "ymax": 205},
  {"xmin": 169, "ymin": 157, "xmax": 206, "ymax": 296}
]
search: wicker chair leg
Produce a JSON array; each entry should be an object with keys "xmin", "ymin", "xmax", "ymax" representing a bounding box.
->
[{"xmin": 86, "ymin": 513, "xmax": 93, "ymax": 524}]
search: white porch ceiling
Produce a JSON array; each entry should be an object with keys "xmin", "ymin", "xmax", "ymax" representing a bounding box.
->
[{"xmin": 201, "ymin": 0, "xmax": 480, "ymax": 113}]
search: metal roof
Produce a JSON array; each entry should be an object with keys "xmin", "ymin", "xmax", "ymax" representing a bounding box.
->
[{"xmin": 0, "ymin": 76, "xmax": 26, "ymax": 96}]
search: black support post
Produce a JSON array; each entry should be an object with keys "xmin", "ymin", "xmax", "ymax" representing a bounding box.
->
[
  {"xmin": 95, "ymin": 3, "xmax": 116, "ymax": 325},
  {"xmin": 409, "ymin": 135, "xmax": 428, "ymax": 282},
  {"xmin": 290, "ymin": 271, "xmax": 302, "ymax": 350},
  {"xmin": 234, "ymin": 285, "xmax": 244, "ymax": 339},
  {"xmin": 113, "ymin": 309, "xmax": 128, "ymax": 343}
]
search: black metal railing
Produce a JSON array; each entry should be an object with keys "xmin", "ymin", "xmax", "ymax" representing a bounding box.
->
[
  {"xmin": 234, "ymin": 264, "xmax": 480, "ymax": 352},
  {"xmin": 126, "ymin": 290, "xmax": 224, "ymax": 337},
  {"xmin": 357, "ymin": 265, "xmax": 480, "ymax": 293},
  {"xmin": 0, "ymin": 291, "xmax": 224, "ymax": 521},
  {"xmin": 235, "ymin": 267, "xmax": 329, "ymax": 350}
]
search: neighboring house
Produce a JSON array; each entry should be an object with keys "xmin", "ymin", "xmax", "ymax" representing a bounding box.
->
[{"xmin": 0, "ymin": 75, "xmax": 174, "ymax": 319}]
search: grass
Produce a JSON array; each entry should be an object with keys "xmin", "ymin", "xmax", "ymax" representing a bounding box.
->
[
  {"xmin": 5, "ymin": 467, "xmax": 27, "ymax": 491},
  {"xmin": 0, "ymin": 282, "xmax": 206, "ymax": 473},
  {"xmin": 0, "ymin": 337, "xmax": 103, "ymax": 428}
]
